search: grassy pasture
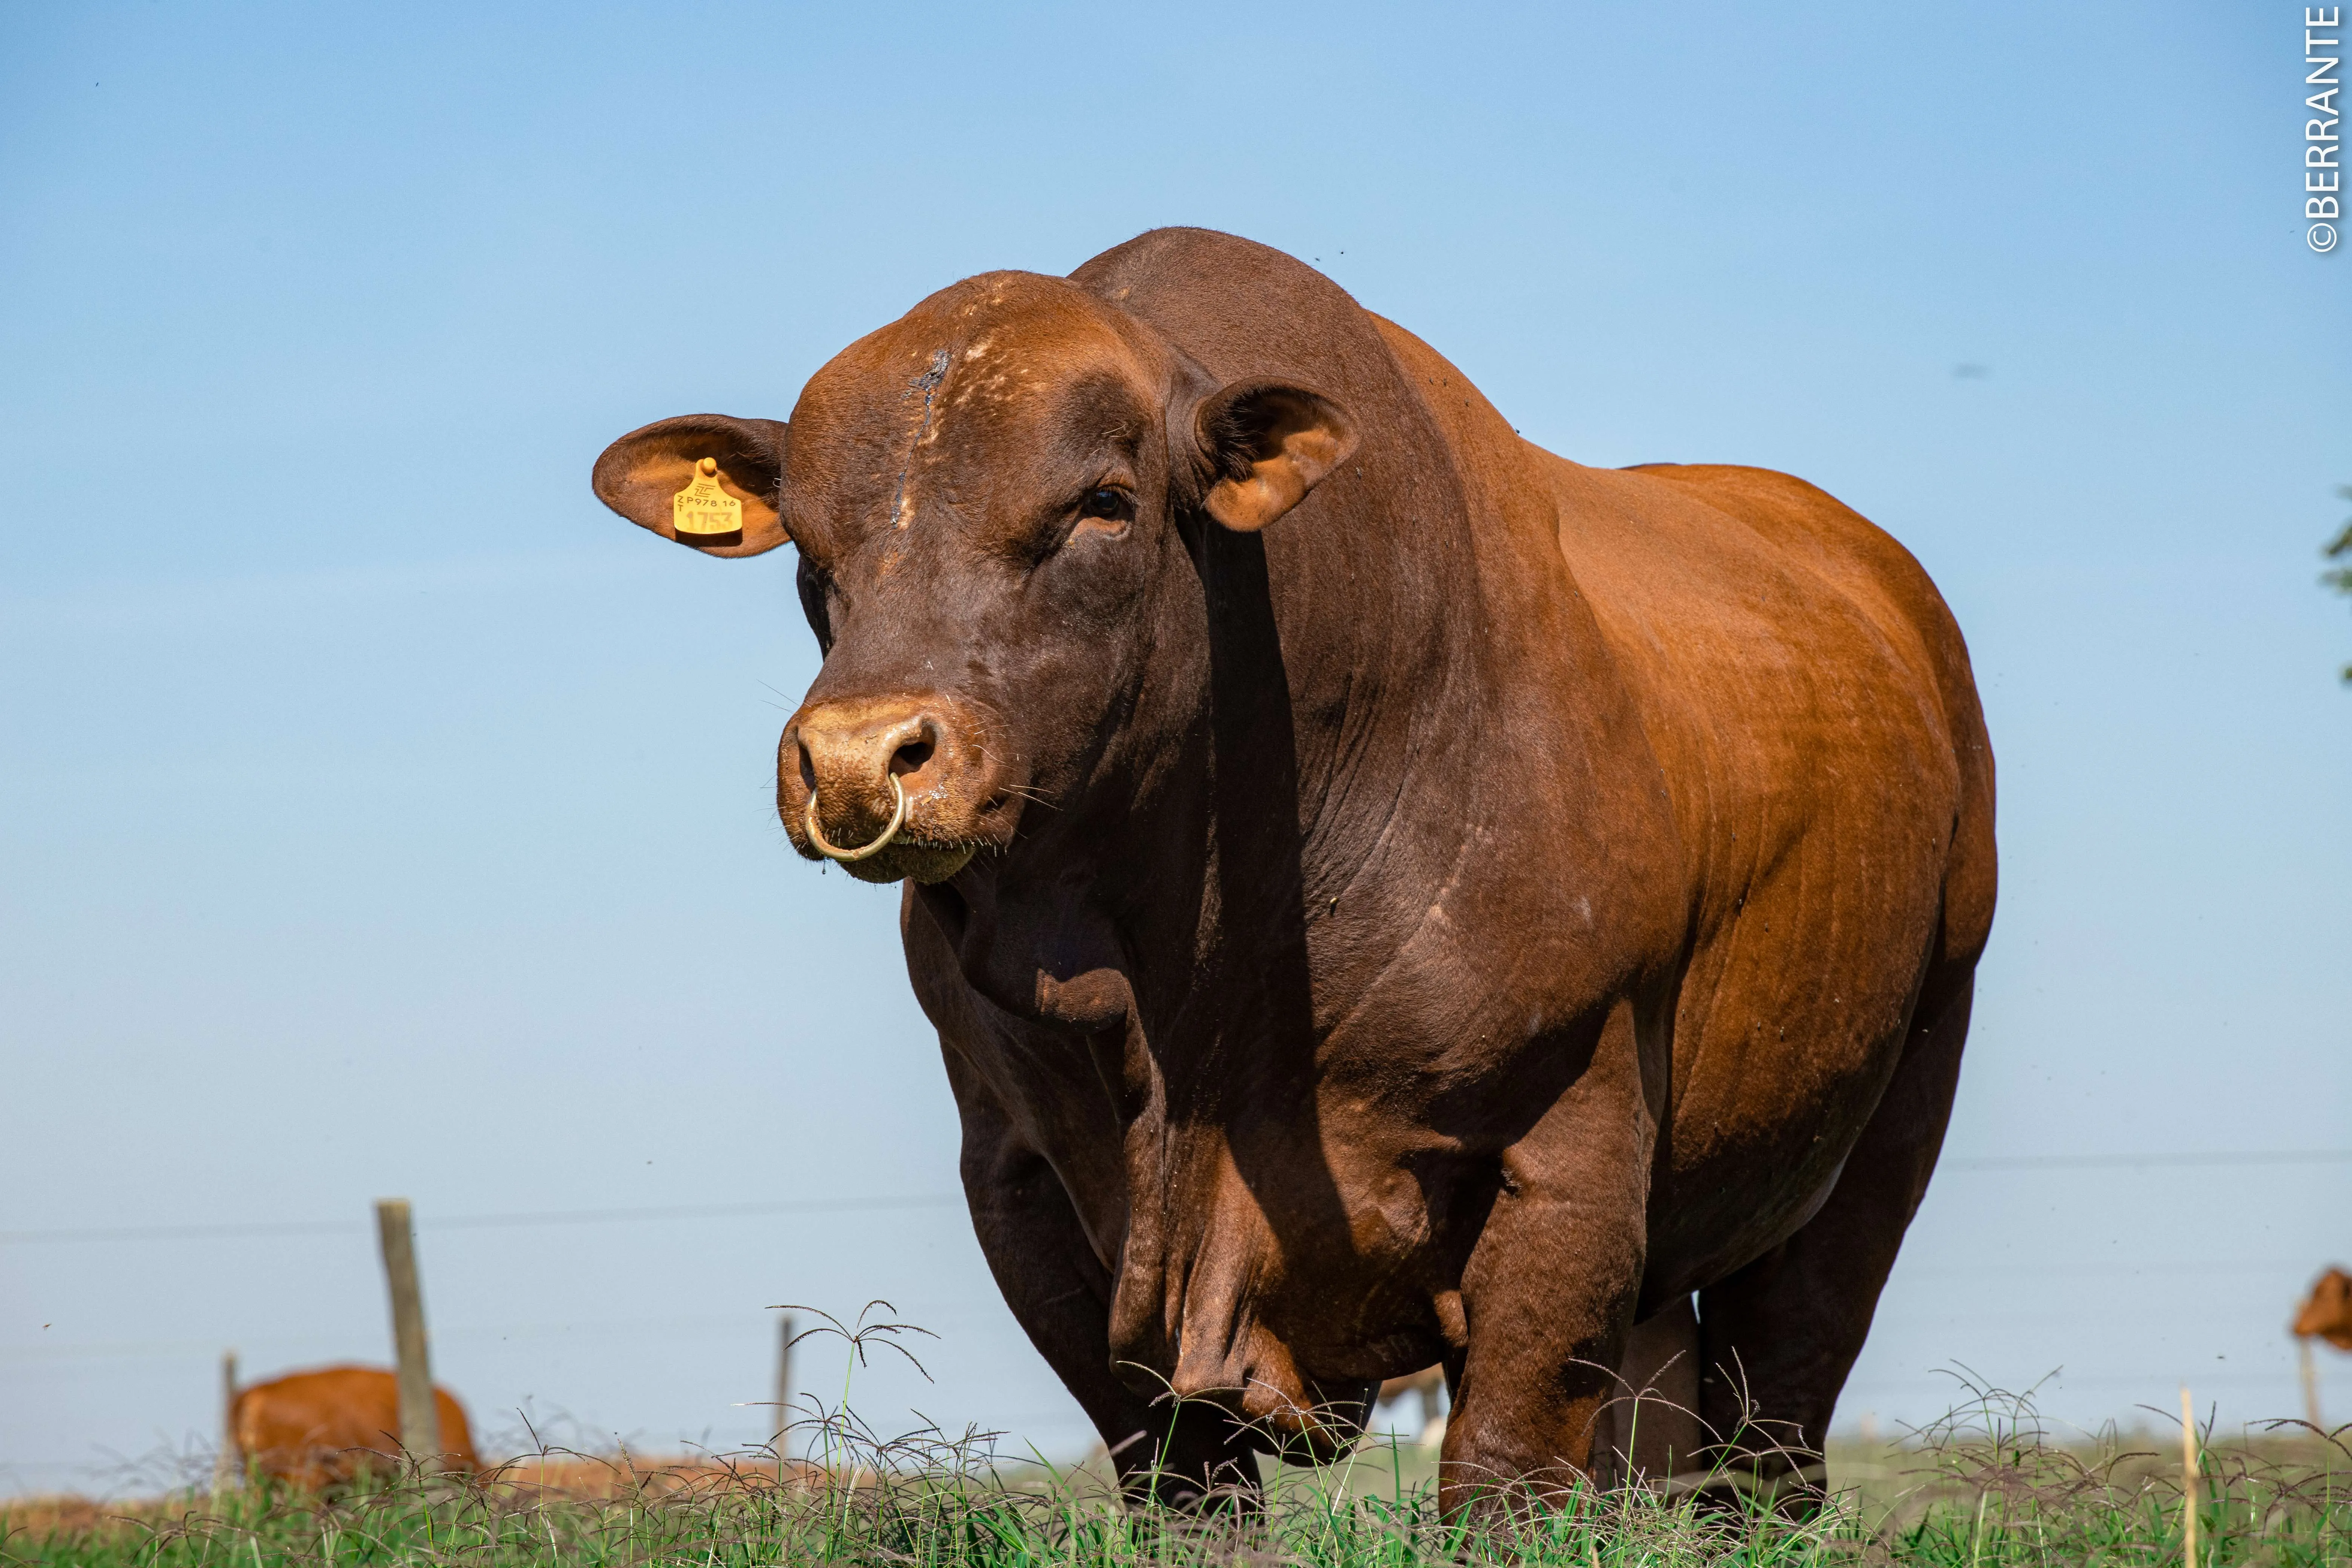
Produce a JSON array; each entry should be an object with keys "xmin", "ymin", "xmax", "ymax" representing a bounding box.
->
[{"xmin": 6, "ymin": 1406, "xmax": 2347, "ymax": 1568}]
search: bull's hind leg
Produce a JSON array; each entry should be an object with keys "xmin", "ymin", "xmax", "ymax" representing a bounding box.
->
[
  {"xmin": 1594, "ymin": 1295, "xmax": 1704, "ymax": 1487},
  {"xmin": 1692, "ymin": 971, "xmax": 1975, "ymax": 1511}
]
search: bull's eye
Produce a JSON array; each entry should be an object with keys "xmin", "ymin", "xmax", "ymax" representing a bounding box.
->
[{"xmin": 1078, "ymin": 487, "xmax": 1133, "ymax": 524}]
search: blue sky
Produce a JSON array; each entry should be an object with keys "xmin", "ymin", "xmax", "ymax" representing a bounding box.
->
[{"xmin": 3, "ymin": 2, "xmax": 2347, "ymax": 1492}]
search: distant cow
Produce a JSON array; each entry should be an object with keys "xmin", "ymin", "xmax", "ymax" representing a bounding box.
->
[
  {"xmin": 231, "ymin": 1365, "xmax": 479, "ymax": 1489},
  {"xmin": 2295, "ymin": 1268, "xmax": 2352, "ymax": 1352}
]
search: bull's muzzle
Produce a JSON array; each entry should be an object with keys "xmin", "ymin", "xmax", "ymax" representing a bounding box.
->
[{"xmin": 781, "ymin": 695, "xmax": 998, "ymax": 884}]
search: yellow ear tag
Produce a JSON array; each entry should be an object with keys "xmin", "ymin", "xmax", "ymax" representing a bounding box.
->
[{"xmin": 672, "ymin": 456, "xmax": 744, "ymax": 544}]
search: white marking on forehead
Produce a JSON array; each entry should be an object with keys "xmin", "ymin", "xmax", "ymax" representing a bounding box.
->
[{"xmin": 890, "ymin": 348, "xmax": 951, "ymax": 531}]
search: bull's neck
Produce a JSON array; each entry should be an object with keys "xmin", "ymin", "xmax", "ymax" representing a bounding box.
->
[
  {"xmin": 946, "ymin": 427, "xmax": 1582, "ymax": 1063},
  {"xmin": 1174, "ymin": 461, "xmax": 1553, "ymax": 1017}
]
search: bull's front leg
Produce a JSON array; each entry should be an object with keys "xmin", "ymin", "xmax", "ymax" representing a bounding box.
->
[
  {"xmin": 944, "ymin": 1053, "xmax": 1261, "ymax": 1510},
  {"xmin": 1442, "ymin": 997, "xmax": 1657, "ymax": 1517}
]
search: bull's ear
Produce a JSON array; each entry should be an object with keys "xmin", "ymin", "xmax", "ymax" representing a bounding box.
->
[
  {"xmin": 1193, "ymin": 381, "xmax": 1358, "ymax": 533},
  {"xmin": 591, "ymin": 413, "xmax": 792, "ymax": 557}
]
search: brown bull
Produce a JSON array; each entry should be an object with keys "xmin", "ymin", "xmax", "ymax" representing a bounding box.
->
[
  {"xmin": 231, "ymin": 1366, "xmax": 479, "ymax": 1489},
  {"xmin": 590, "ymin": 228, "xmax": 1995, "ymax": 1516}
]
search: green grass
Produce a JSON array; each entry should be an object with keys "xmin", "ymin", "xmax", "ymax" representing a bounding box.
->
[{"xmin": 8, "ymin": 1407, "xmax": 2346, "ymax": 1568}]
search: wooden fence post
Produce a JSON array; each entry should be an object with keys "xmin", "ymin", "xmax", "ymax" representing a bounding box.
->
[
  {"xmin": 374, "ymin": 1198, "xmax": 439, "ymax": 1467},
  {"xmin": 772, "ymin": 1315, "xmax": 795, "ymax": 1460},
  {"xmin": 210, "ymin": 1349, "xmax": 240, "ymax": 1492},
  {"xmin": 2301, "ymin": 1337, "xmax": 2323, "ymax": 1431}
]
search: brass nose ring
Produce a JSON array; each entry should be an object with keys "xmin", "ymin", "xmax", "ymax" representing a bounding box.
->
[{"xmin": 804, "ymin": 773, "xmax": 908, "ymax": 862}]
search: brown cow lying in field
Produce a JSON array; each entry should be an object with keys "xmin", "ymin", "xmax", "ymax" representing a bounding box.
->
[
  {"xmin": 2295, "ymin": 1268, "xmax": 2352, "ymax": 1351},
  {"xmin": 232, "ymin": 1365, "xmax": 479, "ymax": 1488}
]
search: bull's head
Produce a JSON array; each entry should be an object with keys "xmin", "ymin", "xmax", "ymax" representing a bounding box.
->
[{"xmin": 592, "ymin": 272, "xmax": 1355, "ymax": 887}]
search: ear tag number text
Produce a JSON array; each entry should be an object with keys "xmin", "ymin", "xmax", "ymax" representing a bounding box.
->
[{"xmin": 673, "ymin": 456, "xmax": 745, "ymax": 543}]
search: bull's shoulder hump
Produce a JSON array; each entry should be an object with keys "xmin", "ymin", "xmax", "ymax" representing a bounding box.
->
[
  {"xmin": 1072, "ymin": 230, "xmax": 1400, "ymax": 392},
  {"xmin": 1366, "ymin": 313, "xmax": 1557, "ymax": 481},
  {"xmin": 1368, "ymin": 315, "xmax": 1505, "ymax": 427}
]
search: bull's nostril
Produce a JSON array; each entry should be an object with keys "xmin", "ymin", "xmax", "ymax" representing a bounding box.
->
[
  {"xmin": 891, "ymin": 739, "xmax": 934, "ymax": 776},
  {"xmin": 798, "ymin": 743, "xmax": 817, "ymax": 794}
]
